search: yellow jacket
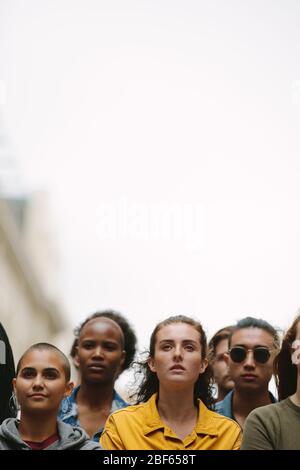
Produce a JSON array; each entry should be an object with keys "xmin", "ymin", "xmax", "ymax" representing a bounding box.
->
[{"xmin": 100, "ymin": 393, "xmax": 241, "ymax": 450}]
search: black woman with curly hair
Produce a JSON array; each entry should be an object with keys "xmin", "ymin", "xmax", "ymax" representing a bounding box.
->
[
  {"xmin": 59, "ymin": 310, "xmax": 137, "ymax": 442},
  {"xmin": 101, "ymin": 315, "xmax": 241, "ymax": 450}
]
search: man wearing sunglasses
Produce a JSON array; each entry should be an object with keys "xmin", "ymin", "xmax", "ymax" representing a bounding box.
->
[{"xmin": 214, "ymin": 317, "xmax": 280, "ymax": 429}]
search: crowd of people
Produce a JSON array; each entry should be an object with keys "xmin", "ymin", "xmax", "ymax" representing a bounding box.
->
[{"xmin": 0, "ymin": 309, "xmax": 300, "ymax": 450}]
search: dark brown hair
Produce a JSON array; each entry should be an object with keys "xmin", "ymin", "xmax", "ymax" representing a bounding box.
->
[
  {"xmin": 228, "ymin": 316, "xmax": 280, "ymax": 349},
  {"xmin": 131, "ymin": 315, "xmax": 214, "ymax": 408},
  {"xmin": 208, "ymin": 325, "xmax": 235, "ymax": 362},
  {"xmin": 16, "ymin": 343, "xmax": 71, "ymax": 382}
]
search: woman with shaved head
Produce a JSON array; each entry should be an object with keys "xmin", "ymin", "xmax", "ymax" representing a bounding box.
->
[{"xmin": 0, "ymin": 343, "xmax": 100, "ymax": 450}]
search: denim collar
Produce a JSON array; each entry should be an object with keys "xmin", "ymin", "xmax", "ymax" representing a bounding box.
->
[
  {"xmin": 214, "ymin": 389, "xmax": 277, "ymax": 421},
  {"xmin": 58, "ymin": 385, "xmax": 128, "ymax": 442}
]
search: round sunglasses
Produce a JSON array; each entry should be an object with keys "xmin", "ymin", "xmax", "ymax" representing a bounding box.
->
[{"xmin": 229, "ymin": 346, "xmax": 273, "ymax": 364}]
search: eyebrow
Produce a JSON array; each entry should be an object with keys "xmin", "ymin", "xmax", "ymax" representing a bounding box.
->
[
  {"xmin": 81, "ymin": 338, "xmax": 120, "ymax": 345},
  {"xmin": 232, "ymin": 344, "xmax": 271, "ymax": 348},
  {"xmin": 43, "ymin": 368, "xmax": 60, "ymax": 373},
  {"xmin": 21, "ymin": 367, "xmax": 60, "ymax": 374},
  {"xmin": 20, "ymin": 367, "xmax": 35, "ymax": 373},
  {"xmin": 159, "ymin": 339, "xmax": 199, "ymax": 345}
]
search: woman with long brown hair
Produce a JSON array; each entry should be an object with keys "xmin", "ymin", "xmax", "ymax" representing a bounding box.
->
[{"xmin": 100, "ymin": 315, "xmax": 241, "ymax": 450}]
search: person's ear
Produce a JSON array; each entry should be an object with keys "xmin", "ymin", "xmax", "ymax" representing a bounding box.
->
[
  {"xmin": 120, "ymin": 350, "xmax": 126, "ymax": 368},
  {"xmin": 12, "ymin": 378, "xmax": 17, "ymax": 394},
  {"xmin": 73, "ymin": 345, "xmax": 80, "ymax": 368},
  {"xmin": 148, "ymin": 357, "xmax": 156, "ymax": 373},
  {"xmin": 115, "ymin": 351, "xmax": 126, "ymax": 379},
  {"xmin": 64, "ymin": 381, "xmax": 74, "ymax": 398},
  {"xmin": 199, "ymin": 358, "xmax": 208, "ymax": 374},
  {"xmin": 73, "ymin": 356, "xmax": 80, "ymax": 368},
  {"xmin": 223, "ymin": 352, "xmax": 230, "ymax": 366}
]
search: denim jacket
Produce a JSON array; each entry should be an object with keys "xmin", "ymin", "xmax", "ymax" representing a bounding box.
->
[
  {"xmin": 214, "ymin": 389, "xmax": 277, "ymax": 421},
  {"xmin": 58, "ymin": 385, "xmax": 128, "ymax": 442}
]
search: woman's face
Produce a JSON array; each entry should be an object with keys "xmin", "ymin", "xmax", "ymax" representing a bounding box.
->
[
  {"xmin": 13, "ymin": 349, "xmax": 73, "ymax": 414},
  {"xmin": 76, "ymin": 318, "xmax": 125, "ymax": 385},
  {"xmin": 148, "ymin": 322, "xmax": 208, "ymax": 390},
  {"xmin": 291, "ymin": 320, "xmax": 300, "ymax": 368}
]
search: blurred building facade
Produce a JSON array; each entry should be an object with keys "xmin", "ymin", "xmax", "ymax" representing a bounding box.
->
[
  {"xmin": 0, "ymin": 196, "xmax": 67, "ymax": 362},
  {"xmin": 0, "ymin": 129, "xmax": 68, "ymax": 361}
]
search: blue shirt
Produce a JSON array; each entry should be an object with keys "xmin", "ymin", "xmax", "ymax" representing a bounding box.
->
[
  {"xmin": 58, "ymin": 385, "xmax": 128, "ymax": 442},
  {"xmin": 214, "ymin": 389, "xmax": 277, "ymax": 421}
]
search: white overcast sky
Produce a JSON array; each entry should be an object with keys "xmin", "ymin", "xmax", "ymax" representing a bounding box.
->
[{"xmin": 1, "ymin": 0, "xmax": 300, "ymax": 351}]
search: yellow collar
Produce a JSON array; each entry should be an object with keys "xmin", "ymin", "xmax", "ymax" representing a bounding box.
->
[{"xmin": 142, "ymin": 393, "xmax": 219, "ymax": 437}]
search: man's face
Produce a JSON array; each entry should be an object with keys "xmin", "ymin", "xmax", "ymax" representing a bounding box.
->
[
  {"xmin": 76, "ymin": 318, "xmax": 125, "ymax": 385},
  {"xmin": 227, "ymin": 327, "xmax": 275, "ymax": 393},
  {"xmin": 212, "ymin": 338, "xmax": 234, "ymax": 396}
]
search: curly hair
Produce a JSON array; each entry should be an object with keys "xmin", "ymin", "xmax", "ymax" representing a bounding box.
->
[
  {"xmin": 274, "ymin": 313, "xmax": 300, "ymax": 400},
  {"xmin": 72, "ymin": 310, "xmax": 137, "ymax": 372},
  {"xmin": 131, "ymin": 315, "xmax": 214, "ymax": 408}
]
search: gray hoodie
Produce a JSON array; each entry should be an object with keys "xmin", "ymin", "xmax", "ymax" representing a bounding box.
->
[{"xmin": 0, "ymin": 418, "xmax": 101, "ymax": 450}]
